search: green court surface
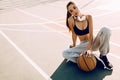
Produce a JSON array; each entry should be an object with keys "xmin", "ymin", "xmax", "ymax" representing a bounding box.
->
[{"xmin": 51, "ymin": 54, "xmax": 120, "ymax": 80}]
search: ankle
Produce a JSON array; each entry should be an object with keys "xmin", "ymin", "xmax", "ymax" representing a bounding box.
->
[{"xmin": 100, "ymin": 55, "xmax": 109, "ymax": 63}]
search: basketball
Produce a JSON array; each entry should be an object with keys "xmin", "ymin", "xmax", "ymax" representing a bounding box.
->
[{"xmin": 77, "ymin": 53, "xmax": 97, "ymax": 72}]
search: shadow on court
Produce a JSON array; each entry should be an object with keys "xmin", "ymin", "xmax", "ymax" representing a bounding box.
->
[{"xmin": 51, "ymin": 59, "xmax": 113, "ymax": 80}]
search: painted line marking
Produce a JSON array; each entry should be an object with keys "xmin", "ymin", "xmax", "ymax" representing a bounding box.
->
[
  {"xmin": 0, "ymin": 22, "xmax": 52, "ymax": 26},
  {"xmin": 0, "ymin": 30, "xmax": 52, "ymax": 80},
  {"xmin": 0, "ymin": 27, "xmax": 67, "ymax": 32}
]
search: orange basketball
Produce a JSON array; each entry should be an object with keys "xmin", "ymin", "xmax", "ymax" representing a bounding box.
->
[{"xmin": 77, "ymin": 53, "xmax": 97, "ymax": 72}]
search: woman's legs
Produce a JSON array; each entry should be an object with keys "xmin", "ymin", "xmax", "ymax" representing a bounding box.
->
[
  {"xmin": 62, "ymin": 40, "xmax": 88, "ymax": 63},
  {"xmin": 92, "ymin": 27, "xmax": 111, "ymax": 54},
  {"xmin": 92, "ymin": 27, "xmax": 113, "ymax": 70}
]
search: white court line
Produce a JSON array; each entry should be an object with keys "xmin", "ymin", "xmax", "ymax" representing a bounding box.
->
[
  {"xmin": 1, "ymin": 23, "xmax": 120, "ymax": 32},
  {"xmin": 0, "ymin": 27, "xmax": 67, "ymax": 33},
  {"xmin": 15, "ymin": 8, "xmax": 66, "ymax": 28},
  {"xmin": 80, "ymin": 0, "xmax": 95, "ymax": 9},
  {"xmin": 110, "ymin": 41, "xmax": 120, "ymax": 48},
  {"xmin": 0, "ymin": 22, "xmax": 52, "ymax": 26},
  {"xmin": 1, "ymin": 27, "xmax": 120, "ymax": 32},
  {"xmin": 93, "ymin": 11, "xmax": 117, "ymax": 18},
  {"xmin": 55, "ymin": 11, "xmax": 117, "ymax": 23},
  {"xmin": 47, "ymin": 3, "xmax": 65, "ymax": 8},
  {"xmin": 53, "ymin": 7, "xmax": 96, "ymax": 21},
  {"xmin": 0, "ymin": 30, "xmax": 52, "ymax": 80},
  {"xmin": 40, "ymin": 24, "xmax": 71, "ymax": 41},
  {"xmin": 94, "ymin": 27, "xmax": 120, "ymax": 31},
  {"xmin": 47, "ymin": 0, "xmax": 95, "ymax": 9},
  {"xmin": 15, "ymin": 8, "xmax": 50, "ymax": 22},
  {"xmin": 109, "ymin": 53, "xmax": 120, "ymax": 60}
]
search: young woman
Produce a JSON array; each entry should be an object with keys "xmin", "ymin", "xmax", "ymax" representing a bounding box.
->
[{"xmin": 62, "ymin": 1, "xmax": 113, "ymax": 70}]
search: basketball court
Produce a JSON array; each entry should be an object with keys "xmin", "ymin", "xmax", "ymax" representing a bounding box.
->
[{"xmin": 0, "ymin": 0, "xmax": 120, "ymax": 80}]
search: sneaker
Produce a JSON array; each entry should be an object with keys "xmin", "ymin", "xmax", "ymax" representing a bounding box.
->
[{"xmin": 100, "ymin": 55, "xmax": 113, "ymax": 70}]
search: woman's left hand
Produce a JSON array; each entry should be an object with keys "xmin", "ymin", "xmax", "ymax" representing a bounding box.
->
[
  {"xmin": 69, "ymin": 45, "xmax": 74, "ymax": 48},
  {"xmin": 86, "ymin": 50, "xmax": 94, "ymax": 57}
]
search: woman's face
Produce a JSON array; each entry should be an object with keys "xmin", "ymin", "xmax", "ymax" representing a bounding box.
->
[{"xmin": 68, "ymin": 4, "xmax": 79, "ymax": 16}]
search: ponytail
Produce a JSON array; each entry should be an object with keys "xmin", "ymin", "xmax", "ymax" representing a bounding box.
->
[
  {"xmin": 66, "ymin": 11, "xmax": 72, "ymax": 31},
  {"xmin": 66, "ymin": 1, "xmax": 75, "ymax": 31}
]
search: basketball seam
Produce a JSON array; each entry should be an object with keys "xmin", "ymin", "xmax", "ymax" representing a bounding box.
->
[
  {"xmin": 82, "ymin": 54, "xmax": 90, "ymax": 71},
  {"xmin": 90, "ymin": 56, "xmax": 96, "ymax": 67},
  {"xmin": 77, "ymin": 58, "xmax": 81, "ymax": 69}
]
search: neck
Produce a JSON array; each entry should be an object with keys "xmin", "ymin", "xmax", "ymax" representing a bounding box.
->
[{"xmin": 78, "ymin": 13, "xmax": 84, "ymax": 17}]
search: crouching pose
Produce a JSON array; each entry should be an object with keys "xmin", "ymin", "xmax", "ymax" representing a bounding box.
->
[{"xmin": 63, "ymin": 1, "xmax": 113, "ymax": 70}]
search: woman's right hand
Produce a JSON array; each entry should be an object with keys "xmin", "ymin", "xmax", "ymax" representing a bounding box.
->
[
  {"xmin": 69, "ymin": 45, "xmax": 74, "ymax": 48},
  {"xmin": 82, "ymin": 50, "xmax": 93, "ymax": 57}
]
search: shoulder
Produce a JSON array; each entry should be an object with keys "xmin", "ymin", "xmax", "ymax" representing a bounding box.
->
[
  {"xmin": 86, "ymin": 14, "xmax": 92, "ymax": 20},
  {"xmin": 68, "ymin": 16, "xmax": 74, "ymax": 24}
]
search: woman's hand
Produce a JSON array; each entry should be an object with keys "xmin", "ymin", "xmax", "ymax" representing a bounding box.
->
[
  {"xmin": 69, "ymin": 45, "xmax": 75, "ymax": 48},
  {"xmin": 82, "ymin": 50, "xmax": 93, "ymax": 57},
  {"xmin": 86, "ymin": 50, "xmax": 94, "ymax": 57}
]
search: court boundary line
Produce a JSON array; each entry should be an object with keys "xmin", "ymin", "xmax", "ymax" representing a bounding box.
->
[
  {"xmin": 0, "ymin": 30, "xmax": 52, "ymax": 80},
  {"xmin": 1, "ymin": 23, "xmax": 120, "ymax": 32},
  {"xmin": 0, "ymin": 22, "xmax": 52, "ymax": 26},
  {"xmin": 54, "ymin": 11, "xmax": 118, "ymax": 23},
  {"xmin": 109, "ymin": 53, "xmax": 120, "ymax": 60},
  {"xmin": 47, "ymin": 0, "xmax": 95, "ymax": 9},
  {"xmin": 0, "ymin": 27, "xmax": 67, "ymax": 32},
  {"xmin": 15, "ymin": 8, "xmax": 66, "ymax": 28}
]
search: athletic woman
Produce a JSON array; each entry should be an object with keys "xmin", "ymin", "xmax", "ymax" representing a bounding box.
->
[{"xmin": 63, "ymin": 1, "xmax": 113, "ymax": 70}]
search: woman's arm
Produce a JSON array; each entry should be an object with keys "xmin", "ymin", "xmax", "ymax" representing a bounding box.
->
[
  {"xmin": 68, "ymin": 18, "xmax": 77, "ymax": 47},
  {"xmin": 87, "ymin": 15, "xmax": 93, "ymax": 50}
]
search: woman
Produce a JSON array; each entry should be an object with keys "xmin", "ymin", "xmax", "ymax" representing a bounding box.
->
[{"xmin": 63, "ymin": 1, "xmax": 113, "ymax": 70}]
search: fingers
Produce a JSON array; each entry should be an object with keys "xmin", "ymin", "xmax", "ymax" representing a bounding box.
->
[{"xmin": 86, "ymin": 50, "xmax": 93, "ymax": 57}]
